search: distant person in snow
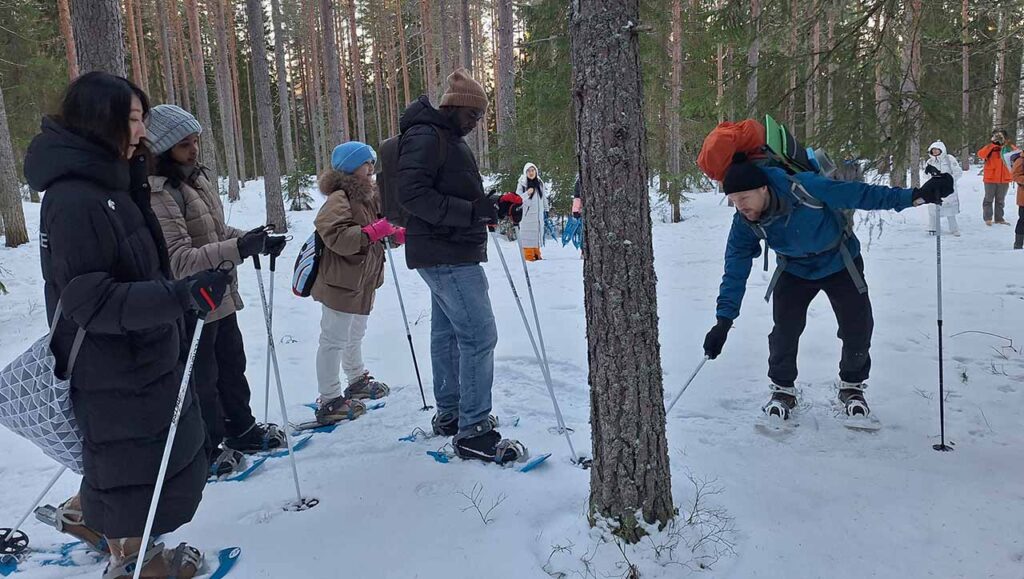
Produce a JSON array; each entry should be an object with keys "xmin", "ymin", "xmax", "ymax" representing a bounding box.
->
[
  {"xmin": 516, "ymin": 163, "xmax": 548, "ymax": 261},
  {"xmin": 1012, "ymin": 152, "xmax": 1024, "ymax": 249},
  {"xmin": 311, "ymin": 142, "xmax": 397, "ymax": 426},
  {"xmin": 977, "ymin": 129, "xmax": 1018, "ymax": 226},
  {"xmin": 924, "ymin": 141, "xmax": 963, "ymax": 237},
  {"xmin": 147, "ymin": 104, "xmax": 288, "ymax": 477},
  {"xmin": 702, "ymin": 152, "xmax": 953, "ymax": 421},
  {"xmin": 396, "ymin": 69, "xmax": 528, "ymax": 464}
]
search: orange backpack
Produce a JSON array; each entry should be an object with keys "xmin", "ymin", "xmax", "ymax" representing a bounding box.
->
[{"xmin": 697, "ymin": 119, "xmax": 767, "ymax": 182}]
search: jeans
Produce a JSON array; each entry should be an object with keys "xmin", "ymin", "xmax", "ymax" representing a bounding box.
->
[
  {"xmin": 188, "ymin": 313, "xmax": 257, "ymax": 450},
  {"xmin": 983, "ymin": 183, "xmax": 1009, "ymax": 222},
  {"xmin": 768, "ymin": 258, "xmax": 873, "ymax": 388},
  {"xmin": 418, "ymin": 264, "xmax": 498, "ymax": 434},
  {"xmin": 315, "ymin": 305, "xmax": 369, "ymax": 400}
]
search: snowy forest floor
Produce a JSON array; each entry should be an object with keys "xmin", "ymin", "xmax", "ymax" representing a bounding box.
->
[{"xmin": 1, "ymin": 169, "xmax": 1023, "ymax": 578}]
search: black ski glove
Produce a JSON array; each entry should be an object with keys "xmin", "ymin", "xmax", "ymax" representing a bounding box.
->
[
  {"xmin": 237, "ymin": 226, "xmax": 268, "ymax": 259},
  {"xmin": 263, "ymin": 234, "xmax": 287, "ymax": 257},
  {"xmin": 177, "ymin": 268, "xmax": 232, "ymax": 316},
  {"xmin": 471, "ymin": 193, "xmax": 499, "ymax": 227},
  {"xmin": 912, "ymin": 173, "xmax": 954, "ymax": 206},
  {"xmin": 703, "ymin": 317, "xmax": 733, "ymax": 360},
  {"xmin": 924, "ymin": 164, "xmax": 941, "ymax": 177}
]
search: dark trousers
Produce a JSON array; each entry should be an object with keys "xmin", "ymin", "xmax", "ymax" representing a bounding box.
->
[
  {"xmin": 768, "ymin": 258, "xmax": 873, "ymax": 388},
  {"xmin": 1016, "ymin": 206, "xmax": 1024, "ymax": 235},
  {"xmin": 189, "ymin": 313, "xmax": 256, "ymax": 453}
]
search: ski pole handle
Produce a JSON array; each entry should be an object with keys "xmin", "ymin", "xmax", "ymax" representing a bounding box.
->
[
  {"xmin": 269, "ymin": 253, "xmax": 277, "ymax": 272},
  {"xmin": 252, "ymin": 253, "xmax": 262, "ymax": 271}
]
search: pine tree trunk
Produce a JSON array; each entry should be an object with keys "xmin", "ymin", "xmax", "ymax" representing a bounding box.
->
[
  {"xmin": 335, "ymin": 5, "xmax": 351, "ymax": 140},
  {"xmin": 1017, "ymin": 44, "xmax": 1024, "ymax": 145},
  {"xmin": 0, "ymin": 85, "xmax": 28, "ymax": 248},
  {"xmin": 496, "ymin": 0, "xmax": 514, "ymax": 166},
  {"xmin": 134, "ymin": 0, "xmax": 151, "ymax": 92},
  {"xmin": 185, "ymin": 0, "xmax": 220, "ymax": 177},
  {"xmin": 961, "ymin": 0, "xmax": 970, "ymax": 169},
  {"xmin": 270, "ymin": 0, "xmax": 296, "ymax": 175},
  {"xmin": 348, "ymin": 0, "xmax": 367, "ymax": 141},
  {"xmin": 569, "ymin": 0, "xmax": 673, "ymax": 543},
  {"xmin": 459, "ymin": 0, "xmax": 472, "ymax": 72},
  {"xmin": 992, "ymin": 8, "xmax": 1006, "ymax": 129},
  {"xmin": 786, "ymin": 0, "xmax": 797, "ymax": 127},
  {"xmin": 245, "ymin": 0, "xmax": 287, "ymax": 232},
  {"xmin": 226, "ymin": 2, "xmax": 246, "ymax": 181},
  {"xmin": 72, "ymin": 0, "xmax": 127, "ymax": 76},
  {"xmin": 370, "ymin": 5, "xmax": 386, "ymax": 141},
  {"xmin": 58, "ymin": 0, "xmax": 79, "ymax": 79},
  {"xmin": 420, "ymin": 0, "xmax": 437, "ymax": 102},
  {"xmin": 825, "ymin": 0, "xmax": 836, "ymax": 127},
  {"xmin": 304, "ymin": 0, "xmax": 325, "ymax": 172},
  {"xmin": 157, "ymin": 0, "xmax": 177, "ymax": 103},
  {"xmin": 170, "ymin": 0, "xmax": 193, "ymax": 111},
  {"xmin": 745, "ymin": 0, "xmax": 759, "ymax": 116},
  {"xmin": 126, "ymin": 0, "xmax": 145, "ymax": 86},
  {"xmin": 210, "ymin": 0, "xmax": 240, "ymax": 201},
  {"xmin": 438, "ymin": 0, "xmax": 451, "ymax": 79},
  {"xmin": 320, "ymin": 0, "xmax": 346, "ymax": 146},
  {"xmin": 395, "ymin": 0, "xmax": 411, "ymax": 107},
  {"xmin": 907, "ymin": 0, "xmax": 922, "ymax": 188},
  {"xmin": 716, "ymin": 42, "xmax": 724, "ymax": 122},
  {"xmin": 668, "ymin": 0, "xmax": 682, "ymax": 223}
]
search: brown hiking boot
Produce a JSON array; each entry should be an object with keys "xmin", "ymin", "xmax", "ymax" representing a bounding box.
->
[
  {"xmin": 343, "ymin": 372, "xmax": 391, "ymax": 400},
  {"xmin": 34, "ymin": 495, "xmax": 107, "ymax": 553},
  {"xmin": 104, "ymin": 539, "xmax": 203, "ymax": 579},
  {"xmin": 315, "ymin": 395, "xmax": 367, "ymax": 425}
]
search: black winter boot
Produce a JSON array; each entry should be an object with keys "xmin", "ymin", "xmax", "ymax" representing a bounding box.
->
[{"xmin": 1014, "ymin": 234, "xmax": 1023, "ymax": 250}]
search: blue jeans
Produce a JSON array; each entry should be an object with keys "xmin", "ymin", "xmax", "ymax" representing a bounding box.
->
[{"xmin": 417, "ymin": 264, "xmax": 498, "ymax": 434}]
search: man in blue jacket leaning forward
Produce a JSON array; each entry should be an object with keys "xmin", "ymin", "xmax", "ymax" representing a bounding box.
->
[{"xmin": 703, "ymin": 153, "xmax": 953, "ymax": 420}]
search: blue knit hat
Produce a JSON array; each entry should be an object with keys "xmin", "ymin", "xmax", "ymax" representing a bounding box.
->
[{"xmin": 331, "ymin": 141, "xmax": 377, "ymax": 174}]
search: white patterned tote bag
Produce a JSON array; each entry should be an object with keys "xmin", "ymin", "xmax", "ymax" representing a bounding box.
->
[{"xmin": 0, "ymin": 301, "xmax": 85, "ymax": 473}]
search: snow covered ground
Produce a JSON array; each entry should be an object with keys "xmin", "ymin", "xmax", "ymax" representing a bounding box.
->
[{"xmin": 1, "ymin": 168, "xmax": 1022, "ymax": 578}]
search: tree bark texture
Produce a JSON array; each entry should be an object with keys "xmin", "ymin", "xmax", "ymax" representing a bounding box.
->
[
  {"xmin": 569, "ymin": 0, "xmax": 674, "ymax": 543},
  {"xmin": 157, "ymin": 0, "xmax": 177, "ymax": 103},
  {"xmin": 245, "ymin": 0, "xmax": 287, "ymax": 232},
  {"xmin": 907, "ymin": 0, "xmax": 922, "ymax": 188},
  {"xmin": 126, "ymin": 0, "xmax": 145, "ymax": 87},
  {"xmin": 992, "ymin": 8, "xmax": 1006, "ymax": 129},
  {"xmin": 184, "ymin": 0, "xmax": 220, "ymax": 177},
  {"xmin": 169, "ymin": 0, "xmax": 193, "ymax": 111},
  {"xmin": 0, "ymin": 85, "xmax": 28, "ymax": 247},
  {"xmin": 71, "ymin": 0, "xmax": 127, "ymax": 76},
  {"xmin": 320, "ymin": 0, "xmax": 346, "ymax": 146},
  {"xmin": 745, "ymin": 0, "xmax": 759, "ymax": 116},
  {"xmin": 270, "ymin": 0, "xmax": 297, "ymax": 175},
  {"xmin": 134, "ymin": 0, "xmax": 151, "ymax": 92},
  {"xmin": 668, "ymin": 0, "xmax": 683, "ymax": 223},
  {"xmin": 961, "ymin": 0, "xmax": 970, "ymax": 168},
  {"xmin": 58, "ymin": 0, "xmax": 80, "ymax": 79},
  {"xmin": 420, "ymin": 0, "xmax": 437, "ymax": 102},
  {"xmin": 348, "ymin": 0, "xmax": 367, "ymax": 141},
  {"xmin": 225, "ymin": 1, "xmax": 246, "ymax": 180},
  {"xmin": 395, "ymin": 0, "xmax": 411, "ymax": 108},
  {"xmin": 459, "ymin": 0, "xmax": 472, "ymax": 72},
  {"xmin": 210, "ymin": 0, "xmax": 240, "ymax": 201}
]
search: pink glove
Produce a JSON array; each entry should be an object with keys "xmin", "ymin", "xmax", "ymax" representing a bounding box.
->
[
  {"xmin": 362, "ymin": 218, "xmax": 396, "ymax": 244},
  {"xmin": 391, "ymin": 227, "xmax": 406, "ymax": 245}
]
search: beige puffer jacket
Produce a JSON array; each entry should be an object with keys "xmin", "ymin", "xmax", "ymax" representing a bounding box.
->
[
  {"xmin": 312, "ymin": 170, "xmax": 385, "ymax": 315},
  {"xmin": 149, "ymin": 166, "xmax": 246, "ymax": 322}
]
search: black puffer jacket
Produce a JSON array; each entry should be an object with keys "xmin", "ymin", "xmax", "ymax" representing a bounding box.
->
[
  {"xmin": 25, "ymin": 117, "xmax": 206, "ymax": 537},
  {"xmin": 397, "ymin": 96, "xmax": 487, "ymax": 269}
]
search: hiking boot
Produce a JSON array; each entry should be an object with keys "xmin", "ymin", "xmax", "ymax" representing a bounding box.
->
[
  {"xmin": 994, "ymin": 220, "xmax": 1011, "ymax": 225},
  {"xmin": 431, "ymin": 412, "xmax": 499, "ymax": 437},
  {"xmin": 343, "ymin": 372, "xmax": 390, "ymax": 400},
  {"xmin": 223, "ymin": 423, "xmax": 285, "ymax": 454},
  {"xmin": 209, "ymin": 447, "xmax": 246, "ymax": 477},
  {"xmin": 762, "ymin": 384, "xmax": 798, "ymax": 420},
  {"xmin": 315, "ymin": 395, "xmax": 366, "ymax": 425},
  {"xmin": 838, "ymin": 382, "xmax": 870, "ymax": 417},
  {"xmin": 34, "ymin": 495, "xmax": 107, "ymax": 553},
  {"xmin": 104, "ymin": 539, "xmax": 203, "ymax": 579},
  {"xmin": 453, "ymin": 430, "xmax": 527, "ymax": 464},
  {"xmin": 1014, "ymin": 234, "xmax": 1023, "ymax": 249},
  {"xmin": 985, "ymin": 220, "xmax": 993, "ymax": 226}
]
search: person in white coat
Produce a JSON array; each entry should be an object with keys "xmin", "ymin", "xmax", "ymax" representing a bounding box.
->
[
  {"xmin": 516, "ymin": 162, "xmax": 548, "ymax": 261},
  {"xmin": 925, "ymin": 140, "xmax": 963, "ymax": 236}
]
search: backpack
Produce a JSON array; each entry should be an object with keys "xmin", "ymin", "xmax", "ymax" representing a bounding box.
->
[
  {"xmin": 291, "ymin": 230, "xmax": 324, "ymax": 297},
  {"xmin": 377, "ymin": 125, "xmax": 448, "ymax": 227},
  {"xmin": 697, "ymin": 119, "xmax": 767, "ymax": 182}
]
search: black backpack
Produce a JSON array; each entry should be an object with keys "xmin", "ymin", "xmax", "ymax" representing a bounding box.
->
[{"xmin": 377, "ymin": 126, "xmax": 448, "ymax": 227}]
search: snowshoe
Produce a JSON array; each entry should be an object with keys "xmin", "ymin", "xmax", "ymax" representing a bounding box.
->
[
  {"xmin": 835, "ymin": 381, "xmax": 882, "ymax": 431},
  {"xmin": 209, "ymin": 447, "xmax": 247, "ymax": 478},
  {"xmin": 431, "ymin": 412, "xmax": 499, "ymax": 437},
  {"xmin": 314, "ymin": 395, "xmax": 367, "ymax": 425},
  {"xmin": 33, "ymin": 496, "xmax": 107, "ymax": 553},
  {"xmin": 453, "ymin": 429, "xmax": 527, "ymax": 465},
  {"xmin": 223, "ymin": 422, "xmax": 286, "ymax": 454},
  {"xmin": 343, "ymin": 372, "xmax": 390, "ymax": 400},
  {"xmin": 103, "ymin": 540, "xmax": 203, "ymax": 579}
]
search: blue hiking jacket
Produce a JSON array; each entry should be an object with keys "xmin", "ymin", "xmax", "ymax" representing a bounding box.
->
[{"xmin": 715, "ymin": 167, "xmax": 915, "ymax": 321}]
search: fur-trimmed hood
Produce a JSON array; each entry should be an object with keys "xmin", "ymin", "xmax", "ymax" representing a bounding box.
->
[{"xmin": 318, "ymin": 169, "xmax": 377, "ymax": 202}]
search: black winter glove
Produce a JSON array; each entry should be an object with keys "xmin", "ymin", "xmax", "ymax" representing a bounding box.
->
[
  {"xmin": 703, "ymin": 317, "xmax": 733, "ymax": 360},
  {"xmin": 237, "ymin": 226, "xmax": 268, "ymax": 259},
  {"xmin": 471, "ymin": 194, "xmax": 499, "ymax": 226},
  {"xmin": 263, "ymin": 234, "xmax": 287, "ymax": 257},
  {"xmin": 924, "ymin": 164, "xmax": 941, "ymax": 177},
  {"xmin": 178, "ymin": 269, "xmax": 232, "ymax": 316},
  {"xmin": 912, "ymin": 173, "xmax": 954, "ymax": 206}
]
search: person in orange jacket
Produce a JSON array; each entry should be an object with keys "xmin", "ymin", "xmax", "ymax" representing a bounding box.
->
[
  {"xmin": 977, "ymin": 129, "xmax": 1019, "ymax": 226},
  {"xmin": 1012, "ymin": 151, "xmax": 1024, "ymax": 249}
]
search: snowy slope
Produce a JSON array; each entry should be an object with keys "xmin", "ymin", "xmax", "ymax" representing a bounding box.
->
[{"xmin": 0, "ymin": 169, "xmax": 1022, "ymax": 578}]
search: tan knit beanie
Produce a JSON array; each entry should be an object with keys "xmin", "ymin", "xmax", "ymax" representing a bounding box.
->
[{"xmin": 440, "ymin": 68, "xmax": 488, "ymax": 111}]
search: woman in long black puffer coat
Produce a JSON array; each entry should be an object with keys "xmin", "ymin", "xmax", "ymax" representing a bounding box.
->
[{"xmin": 23, "ymin": 72, "xmax": 231, "ymax": 578}]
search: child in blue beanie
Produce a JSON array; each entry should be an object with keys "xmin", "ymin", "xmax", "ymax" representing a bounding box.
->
[{"xmin": 311, "ymin": 142, "xmax": 405, "ymax": 424}]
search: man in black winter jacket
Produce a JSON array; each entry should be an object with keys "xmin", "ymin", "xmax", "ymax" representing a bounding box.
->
[{"xmin": 396, "ymin": 69, "xmax": 527, "ymax": 465}]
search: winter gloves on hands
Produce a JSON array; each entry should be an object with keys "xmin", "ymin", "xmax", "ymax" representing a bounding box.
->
[
  {"xmin": 264, "ymin": 234, "xmax": 287, "ymax": 257},
  {"xmin": 178, "ymin": 268, "xmax": 232, "ymax": 316},
  {"xmin": 391, "ymin": 227, "xmax": 406, "ymax": 245},
  {"xmin": 471, "ymin": 193, "xmax": 499, "ymax": 227},
  {"xmin": 703, "ymin": 317, "xmax": 733, "ymax": 360},
  {"xmin": 912, "ymin": 173, "xmax": 954, "ymax": 206},
  {"xmin": 362, "ymin": 218, "xmax": 397, "ymax": 244},
  {"xmin": 237, "ymin": 226, "xmax": 268, "ymax": 259},
  {"xmin": 924, "ymin": 165, "xmax": 941, "ymax": 177}
]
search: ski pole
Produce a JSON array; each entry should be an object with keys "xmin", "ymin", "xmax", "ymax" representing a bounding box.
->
[
  {"xmin": 665, "ymin": 356, "xmax": 709, "ymax": 415},
  {"xmin": 0, "ymin": 466, "xmax": 66, "ymax": 555},
  {"xmin": 259, "ymin": 256, "xmax": 274, "ymax": 425},
  {"xmin": 933, "ymin": 220, "xmax": 952, "ymax": 452},
  {"xmin": 514, "ymin": 233, "xmax": 551, "ymax": 379},
  {"xmin": 384, "ymin": 239, "xmax": 432, "ymax": 411},
  {"xmin": 490, "ymin": 233, "xmax": 583, "ymax": 465},
  {"xmin": 134, "ymin": 311, "xmax": 209, "ymax": 579},
  {"xmin": 252, "ymin": 255, "xmax": 316, "ymax": 510}
]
